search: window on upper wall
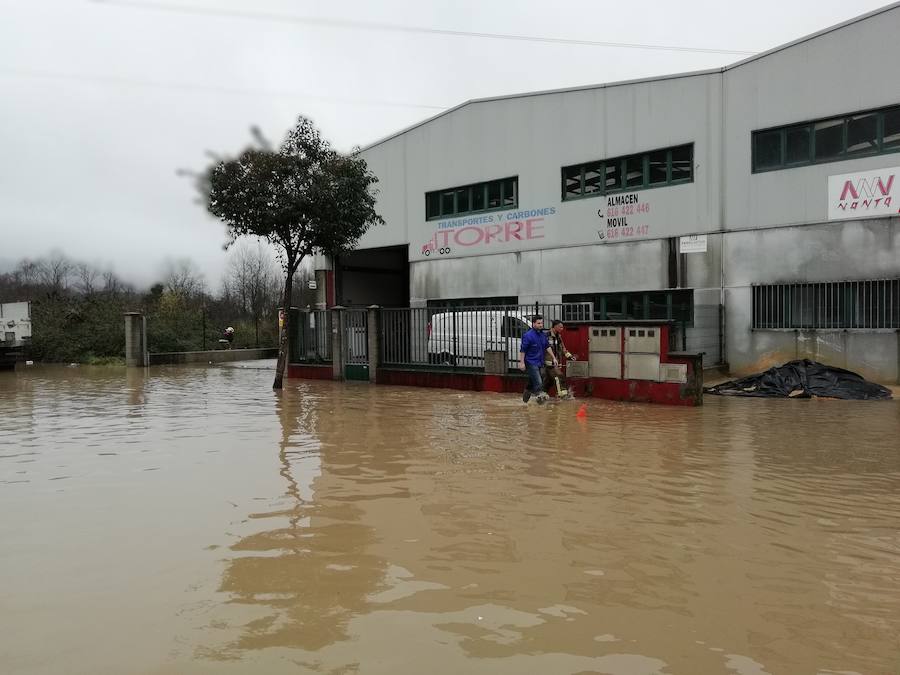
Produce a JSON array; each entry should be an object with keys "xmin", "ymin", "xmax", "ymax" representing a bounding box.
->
[
  {"xmin": 561, "ymin": 144, "xmax": 694, "ymax": 201},
  {"xmin": 883, "ymin": 108, "xmax": 900, "ymax": 150},
  {"xmin": 846, "ymin": 113, "xmax": 878, "ymax": 155},
  {"xmin": 425, "ymin": 177, "xmax": 518, "ymax": 220},
  {"xmin": 754, "ymin": 130, "xmax": 783, "ymax": 171},
  {"xmin": 751, "ymin": 103, "xmax": 900, "ymax": 172},
  {"xmin": 814, "ymin": 119, "xmax": 844, "ymax": 161},
  {"xmin": 785, "ymin": 125, "xmax": 811, "ymax": 165}
]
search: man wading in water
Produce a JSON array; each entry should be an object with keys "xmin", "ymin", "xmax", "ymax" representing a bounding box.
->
[{"xmin": 518, "ymin": 315, "xmax": 556, "ymax": 404}]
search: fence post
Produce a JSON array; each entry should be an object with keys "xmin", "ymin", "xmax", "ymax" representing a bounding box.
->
[
  {"xmin": 331, "ymin": 306, "xmax": 345, "ymax": 381},
  {"xmin": 367, "ymin": 305, "xmax": 380, "ymax": 383},
  {"xmin": 452, "ymin": 308, "xmax": 458, "ymax": 370},
  {"xmin": 124, "ymin": 312, "xmax": 147, "ymax": 367}
]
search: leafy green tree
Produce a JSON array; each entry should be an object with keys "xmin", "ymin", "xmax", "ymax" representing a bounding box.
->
[{"xmin": 202, "ymin": 116, "xmax": 383, "ymax": 389}]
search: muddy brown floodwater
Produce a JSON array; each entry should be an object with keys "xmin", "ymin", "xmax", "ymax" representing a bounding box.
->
[{"xmin": 1, "ymin": 363, "xmax": 899, "ymax": 675}]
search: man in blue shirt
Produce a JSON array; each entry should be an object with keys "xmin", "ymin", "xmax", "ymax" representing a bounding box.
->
[{"xmin": 518, "ymin": 315, "xmax": 556, "ymax": 403}]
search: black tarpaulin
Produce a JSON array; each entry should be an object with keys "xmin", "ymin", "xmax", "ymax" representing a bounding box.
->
[{"xmin": 705, "ymin": 359, "xmax": 893, "ymax": 400}]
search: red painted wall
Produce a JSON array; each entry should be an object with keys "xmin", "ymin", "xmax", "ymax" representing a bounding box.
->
[{"xmin": 287, "ymin": 364, "xmax": 333, "ymax": 380}]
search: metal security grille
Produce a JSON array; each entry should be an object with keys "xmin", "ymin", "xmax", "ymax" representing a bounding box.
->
[
  {"xmin": 752, "ymin": 279, "xmax": 900, "ymax": 329},
  {"xmin": 343, "ymin": 309, "xmax": 369, "ymax": 365}
]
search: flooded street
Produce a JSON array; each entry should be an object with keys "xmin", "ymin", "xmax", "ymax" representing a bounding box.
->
[{"xmin": 1, "ymin": 365, "xmax": 899, "ymax": 675}]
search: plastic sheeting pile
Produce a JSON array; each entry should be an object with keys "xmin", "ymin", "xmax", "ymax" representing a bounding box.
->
[{"xmin": 705, "ymin": 359, "xmax": 892, "ymax": 400}]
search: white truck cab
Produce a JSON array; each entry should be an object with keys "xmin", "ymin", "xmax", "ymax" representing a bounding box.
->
[{"xmin": 0, "ymin": 302, "xmax": 32, "ymax": 348}]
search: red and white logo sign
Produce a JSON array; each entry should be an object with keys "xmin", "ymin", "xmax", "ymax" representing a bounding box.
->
[{"xmin": 828, "ymin": 167, "xmax": 899, "ymax": 221}]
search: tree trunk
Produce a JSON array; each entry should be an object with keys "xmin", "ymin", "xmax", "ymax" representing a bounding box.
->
[{"xmin": 273, "ymin": 265, "xmax": 294, "ymax": 390}]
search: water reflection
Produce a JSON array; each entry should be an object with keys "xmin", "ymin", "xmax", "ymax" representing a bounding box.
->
[
  {"xmin": 205, "ymin": 384, "xmax": 388, "ymax": 657},
  {"xmin": 0, "ymin": 367, "xmax": 898, "ymax": 674}
]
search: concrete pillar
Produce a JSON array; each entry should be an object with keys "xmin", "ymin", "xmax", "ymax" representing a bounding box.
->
[
  {"xmin": 124, "ymin": 312, "xmax": 147, "ymax": 367},
  {"xmin": 484, "ymin": 350, "xmax": 507, "ymax": 375},
  {"xmin": 331, "ymin": 306, "xmax": 344, "ymax": 381},
  {"xmin": 367, "ymin": 306, "xmax": 380, "ymax": 384}
]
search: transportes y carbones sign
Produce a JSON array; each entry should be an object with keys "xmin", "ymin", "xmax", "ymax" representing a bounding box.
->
[
  {"xmin": 828, "ymin": 166, "xmax": 899, "ymax": 221},
  {"xmin": 419, "ymin": 207, "xmax": 557, "ymax": 259}
]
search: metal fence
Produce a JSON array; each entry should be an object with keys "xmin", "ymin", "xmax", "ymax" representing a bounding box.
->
[
  {"xmin": 294, "ymin": 309, "xmax": 333, "ymax": 363},
  {"xmin": 380, "ymin": 303, "xmax": 592, "ymax": 370},
  {"xmin": 752, "ymin": 279, "xmax": 900, "ymax": 330}
]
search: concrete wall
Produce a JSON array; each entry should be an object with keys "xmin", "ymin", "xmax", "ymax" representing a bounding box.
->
[
  {"xmin": 408, "ymin": 238, "xmax": 670, "ymax": 304},
  {"xmin": 724, "ymin": 218, "xmax": 900, "ymax": 382}
]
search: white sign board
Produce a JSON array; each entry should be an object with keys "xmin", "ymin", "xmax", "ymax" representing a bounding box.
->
[
  {"xmin": 307, "ymin": 279, "xmax": 317, "ymax": 290},
  {"xmin": 828, "ymin": 166, "xmax": 899, "ymax": 221},
  {"xmin": 412, "ymin": 191, "xmax": 667, "ymax": 262},
  {"xmin": 679, "ymin": 234, "xmax": 707, "ymax": 254}
]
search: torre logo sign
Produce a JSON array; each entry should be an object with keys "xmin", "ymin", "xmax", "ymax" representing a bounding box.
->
[{"xmin": 828, "ymin": 167, "xmax": 899, "ymax": 221}]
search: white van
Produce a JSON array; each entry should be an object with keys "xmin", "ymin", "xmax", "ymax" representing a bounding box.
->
[{"xmin": 427, "ymin": 310, "xmax": 532, "ymax": 367}]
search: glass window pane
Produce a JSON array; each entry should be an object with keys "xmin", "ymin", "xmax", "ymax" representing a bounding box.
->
[
  {"xmin": 441, "ymin": 191, "xmax": 455, "ymax": 216},
  {"xmin": 471, "ymin": 184, "xmax": 486, "ymax": 211},
  {"xmin": 563, "ymin": 166, "xmax": 582, "ymax": 199},
  {"xmin": 626, "ymin": 155, "xmax": 644, "ymax": 188},
  {"xmin": 670, "ymin": 145, "xmax": 692, "ymax": 181},
  {"xmin": 628, "ymin": 294, "xmax": 646, "ymax": 320},
  {"xmin": 814, "ymin": 119, "xmax": 844, "ymax": 161},
  {"xmin": 847, "ymin": 113, "xmax": 878, "ymax": 155},
  {"xmin": 426, "ymin": 192, "xmax": 440, "ymax": 219},
  {"xmin": 584, "ymin": 162, "xmax": 603, "ymax": 195},
  {"xmin": 754, "ymin": 130, "xmax": 782, "ymax": 170},
  {"xmin": 648, "ymin": 292, "xmax": 668, "ymax": 319},
  {"xmin": 671, "ymin": 290, "xmax": 693, "ymax": 324},
  {"xmin": 604, "ymin": 295, "xmax": 624, "ymax": 320},
  {"xmin": 883, "ymin": 107, "xmax": 900, "ymax": 150},
  {"xmin": 604, "ymin": 161, "xmax": 622, "ymax": 192},
  {"xmin": 487, "ymin": 181, "xmax": 502, "ymax": 209},
  {"xmin": 502, "ymin": 178, "xmax": 517, "ymax": 208},
  {"xmin": 785, "ymin": 125, "xmax": 811, "ymax": 164},
  {"xmin": 648, "ymin": 150, "xmax": 668, "ymax": 185},
  {"xmin": 455, "ymin": 188, "xmax": 470, "ymax": 214}
]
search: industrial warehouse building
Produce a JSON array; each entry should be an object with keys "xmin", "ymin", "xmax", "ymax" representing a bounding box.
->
[{"xmin": 311, "ymin": 3, "xmax": 900, "ymax": 383}]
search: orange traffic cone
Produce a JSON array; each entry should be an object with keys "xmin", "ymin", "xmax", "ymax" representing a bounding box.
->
[{"xmin": 576, "ymin": 403, "xmax": 587, "ymax": 418}]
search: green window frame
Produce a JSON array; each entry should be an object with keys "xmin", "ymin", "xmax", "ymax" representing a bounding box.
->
[
  {"xmin": 425, "ymin": 177, "xmax": 518, "ymax": 221},
  {"xmin": 561, "ymin": 144, "xmax": 694, "ymax": 201},
  {"xmin": 751, "ymin": 103, "xmax": 900, "ymax": 173},
  {"xmin": 562, "ymin": 289, "xmax": 694, "ymax": 326}
]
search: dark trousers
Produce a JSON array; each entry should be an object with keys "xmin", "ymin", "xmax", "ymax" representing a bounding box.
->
[{"xmin": 542, "ymin": 365, "xmax": 566, "ymax": 395}]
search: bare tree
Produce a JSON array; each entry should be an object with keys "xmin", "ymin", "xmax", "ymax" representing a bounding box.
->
[
  {"xmin": 38, "ymin": 253, "xmax": 73, "ymax": 294},
  {"xmin": 102, "ymin": 269, "xmax": 123, "ymax": 294},
  {"xmin": 163, "ymin": 258, "xmax": 206, "ymax": 299},
  {"xmin": 223, "ymin": 241, "xmax": 279, "ymax": 346},
  {"xmin": 13, "ymin": 259, "xmax": 39, "ymax": 286},
  {"xmin": 75, "ymin": 263, "xmax": 99, "ymax": 296}
]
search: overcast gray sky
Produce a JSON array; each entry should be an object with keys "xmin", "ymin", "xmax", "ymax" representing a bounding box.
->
[{"xmin": 0, "ymin": 0, "xmax": 892, "ymax": 290}]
